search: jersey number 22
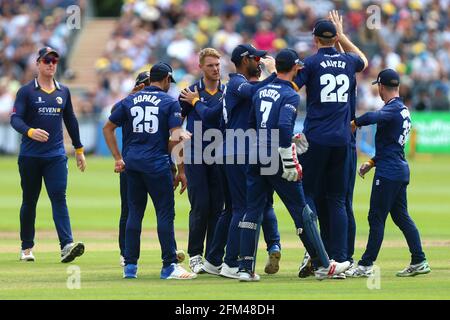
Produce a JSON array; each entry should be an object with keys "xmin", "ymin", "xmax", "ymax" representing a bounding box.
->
[{"xmin": 320, "ymin": 74, "xmax": 349, "ymax": 103}]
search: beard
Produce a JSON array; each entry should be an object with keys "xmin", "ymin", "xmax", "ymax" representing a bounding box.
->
[{"xmin": 248, "ymin": 64, "xmax": 262, "ymax": 79}]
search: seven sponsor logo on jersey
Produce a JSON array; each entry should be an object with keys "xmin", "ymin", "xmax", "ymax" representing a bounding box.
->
[{"xmin": 37, "ymin": 97, "xmax": 64, "ymax": 116}]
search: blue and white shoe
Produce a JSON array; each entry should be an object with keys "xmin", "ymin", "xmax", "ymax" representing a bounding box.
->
[
  {"xmin": 396, "ymin": 261, "xmax": 431, "ymax": 277},
  {"xmin": 265, "ymin": 244, "xmax": 281, "ymax": 274},
  {"xmin": 161, "ymin": 263, "xmax": 197, "ymax": 280},
  {"xmin": 123, "ymin": 264, "xmax": 138, "ymax": 279}
]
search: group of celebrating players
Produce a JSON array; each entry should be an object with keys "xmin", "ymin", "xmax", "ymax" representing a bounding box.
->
[{"xmin": 12, "ymin": 10, "xmax": 431, "ymax": 282}]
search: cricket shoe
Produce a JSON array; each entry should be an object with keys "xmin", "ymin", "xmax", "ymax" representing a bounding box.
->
[
  {"xmin": 176, "ymin": 250, "xmax": 186, "ymax": 263},
  {"xmin": 315, "ymin": 260, "xmax": 351, "ymax": 280},
  {"xmin": 123, "ymin": 264, "xmax": 138, "ymax": 279},
  {"xmin": 120, "ymin": 255, "xmax": 125, "ymax": 267},
  {"xmin": 239, "ymin": 269, "xmax": 260, "ymax": 282},
  {"xmin": 331, "ymin": 273, "xmax": 347, "ymax": 279},
  {"xmin": 161, "ymin": 263, "xmax": 197, "ymax": 280},
  {"xmin": 396, "ymin": 260, "xmax": 431, "ymax": 277},
  {"xmin": 60, "ymin": 242, "xmax": 84, "ymax": 263},
  {"xmin": 264, "ymin": 244, "xmax": 281, "ymax": 274},
  {"xmin": 20, "ymin": 248, "xmax": 35, "ymax": 262},
  {"xmin": 345, "ymin": 264, "xmax": 374, "ymax": 278},
  {"xmin": 298, "ymin": 251, "xmax": 314, "ymax": 278},
  {"xmin": 219, "ymin": 263, "xmax": 240, "ymax": 279},
  {"xmin": 202, "ymin": 259, "xmax": 222, "ymax": 275},
  {"xmin": 189, "ymin": 255, "xmax": 206, "ymax": 274}
]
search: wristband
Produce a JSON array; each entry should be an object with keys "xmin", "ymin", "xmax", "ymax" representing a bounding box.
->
[
  {"xmin": 367, "ymin": 159, "xmax": 375, "ymax": 166},
  {"xmin": 27, "ymin": 128, "xmax": 35, "ymax": 138},
  {"xmin": 75, "ymin": 147, "xmax": 84, "ymax": 155},
  {"xmin": 192, "ymin": 97, "xmax": 200, "ymax": 106}
]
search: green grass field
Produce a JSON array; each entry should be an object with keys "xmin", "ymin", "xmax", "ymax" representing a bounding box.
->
[{"xmin": 0, "ymin": 155, "xmax": 449, "ymax": 300}]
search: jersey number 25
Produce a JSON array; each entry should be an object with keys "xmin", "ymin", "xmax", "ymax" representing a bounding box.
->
[{"xmin": 131, "ymin": 106, "xmax": 159, "ymax": 134}]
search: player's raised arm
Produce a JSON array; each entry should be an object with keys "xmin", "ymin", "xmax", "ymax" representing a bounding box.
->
[{"xmin": 329, "ymin": 10, "xmax": 368, "ymax": 70}]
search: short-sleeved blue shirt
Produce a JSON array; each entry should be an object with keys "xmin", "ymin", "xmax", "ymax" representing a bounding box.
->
[{"xmin": 109, "ymin": 86, "xmax": 182, "ymax": 174}]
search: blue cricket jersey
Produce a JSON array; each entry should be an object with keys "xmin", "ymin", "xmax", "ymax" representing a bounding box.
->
[
  {"xmin": 223, "ymin": 72, "xmax": 277, "ymax": 155},
  {"xmin": 109, "ymin": 86, "xmax": 183, "ymax": 174},
  {"xmin": 179, "ymin": 78, "xmax": 225, "ymax": 132},
  {"xmin": 10, "ymin": 78, "xmax": 83, "ymax": 157},
  {"xmin": 355, "ymin": 97, "xmax": 411, "ymax": 182},
  {"xmin": 251, "ymin": 78, "xmax": 300, "ymax": 155},
  {"xmin": 294, "ymin": 47, "xmax": 364, "ymax": 146}
]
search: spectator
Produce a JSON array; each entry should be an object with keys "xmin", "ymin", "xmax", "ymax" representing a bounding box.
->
[{"xmin": 430, "ymin": 85, "xmax": 450, "ymax": 111}]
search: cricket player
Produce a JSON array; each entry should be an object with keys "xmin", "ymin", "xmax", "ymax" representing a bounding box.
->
[
  {"xmin": 180, "ymin": 45, "xmax": 283, "ymax": 277},
  {"xmin": 113, "ymin": 72, "xmax": 186, "ymax": 267},
  {"xmin": 212, "ymin": 44, "xmax": 281, "ymax": 279},
  {"xmin": 294, "ymin": 11, "xmax": 368, "ymax": 264},
  {"xmin": 10, "ymin": 47, "xmax": 86, "ymax": 263},
  {"xmin": 178, "ymin": 48, "xmax": 225, "ymax": 274},
  {"xmin": 299, "ymin": 73, "xmax": 358, "ymax": 279},
  {"xmin": 346, "ymin": 69, "xmax": 431, "ymax": 277},
  {"xmin": 238, "ymin": 48, "xmax": 351, "ymax": 281},
  {"xmin": 103, "ymin": 62, "xmax": 196, "ymax": 280}
]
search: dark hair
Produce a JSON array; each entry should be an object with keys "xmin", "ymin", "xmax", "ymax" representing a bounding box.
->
[
  {"xmin": 234, "ymin": 58, "xmax": 243, "ymax": 68},
  {"xmin": 276, "ymin": 61, "xmax": 294, "ymax": 73}
]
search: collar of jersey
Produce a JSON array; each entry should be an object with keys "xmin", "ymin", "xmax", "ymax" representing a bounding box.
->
[
  {"xmin": 318, "ymin": 47, "xmax": 339, "ymax": 54},
  {"xmin": 198, "ymin": 77, "xmax": 223, "ymax": 95},
  {"xmin": 141, "ymin": 85, "xmax": 165, "ymax": 92},
  {"xmin": 272, "ymin": 77, "xmax": 298, "ymax": 90},
  {"xmin": 229, "ymin": 73, "xmax": 247, "ymax": 81},
  {"xmin": 34, "ymin": 78, "xmax": 61, "ymax": 93},
  {"xmin": 386, "ymin": 96, "xmax": 402, "ymax": 105}
]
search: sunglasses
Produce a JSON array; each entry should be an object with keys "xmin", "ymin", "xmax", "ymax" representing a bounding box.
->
[
  {"xmin": 41, "ymin": 56, "xmax": 59, "ymax": 65},
  {"xmin": 249, "ymin": 55, "xmax": 261, "ymax": 62}
]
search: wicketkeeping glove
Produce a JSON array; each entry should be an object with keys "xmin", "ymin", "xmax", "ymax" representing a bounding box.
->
[
  {"xmin": 278, "ymin": 143, "xmax": 303, "ymax": 181},
  {"xmin": 292, "ymin": 133, "xmax": 309, "ymax": 155}
]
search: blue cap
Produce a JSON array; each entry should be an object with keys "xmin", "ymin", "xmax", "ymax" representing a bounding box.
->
[
  {"xmin": 312, "ymin": 20, "xmax": 337, "ymax": 39},
  {"xmin": 372, "ymin": 69, "xmax": 400, "ymax": 87},
  {"xmin": 275, "ymin": 48, "xmax": 303, "ymax": 70},
  {"xmin": 231, "ymin": 44, "xmax": 267, "ymax": 64},
  {"xmin": 37, "ymin": 47, "xmax": 59, "ymax": 62},
  {"xmin": 135, "ymin": 71, "xmax": 150, "ymax": 86},
  {"xmin": 150, "ymin": 62, "xmax": 176, "ymax": 83}
]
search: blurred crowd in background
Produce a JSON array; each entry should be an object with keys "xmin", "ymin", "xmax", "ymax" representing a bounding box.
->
[
  {"xmin": 0, "ymin": 0, "xmax": 86, "ymax": 121},
  {"xmin": 1, "ymin": 0, "xmax": 450, "ymax": 125}
]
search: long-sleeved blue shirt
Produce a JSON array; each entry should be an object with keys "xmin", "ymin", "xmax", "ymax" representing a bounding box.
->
[
  {"xmin": 223, "ymin": 72, "xmax": 277, "ymax": 155},
  {"xmin": 179, "ymin": 78, "xmax": 225, "ymax": 131},
  {"xmin": 294, "ymin": 47, "xmax": 364, "ymax": 146},
  {"xmin": 179, "ymin": 78, "xmax": 225, "ymax": 163},
  {"xmin": 10, "ymin": 78, "xmax": 83, "ymax": 157},
  {"xmin": 355, "ymin": 97, "xmax": 411, "ymax": 182}
]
